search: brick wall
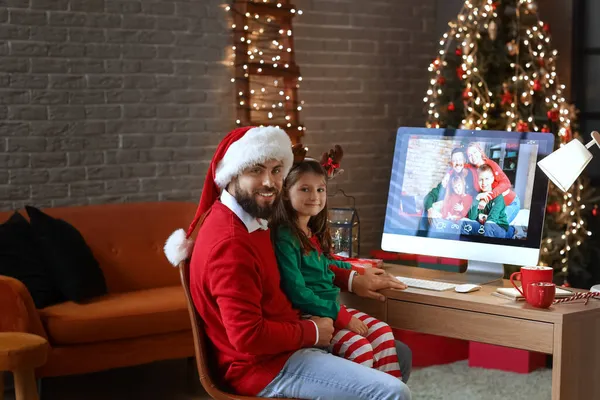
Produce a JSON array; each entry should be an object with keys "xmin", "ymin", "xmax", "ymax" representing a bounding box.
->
[
  {"xmin": 294, "ymin": 0, "xmax": 436, "ymax": 252},
  {"xmin": 0, "ymin": 0, "xmax": 234, "ymax": 209},
  {"xmin": 0, "ymin": 0, "xmax": 436, "ymax": 253}
]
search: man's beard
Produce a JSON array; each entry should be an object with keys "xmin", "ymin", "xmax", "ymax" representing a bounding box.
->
[{"xmin": 232, "ymin": 180, "xmax": 280, "ymax": 219}]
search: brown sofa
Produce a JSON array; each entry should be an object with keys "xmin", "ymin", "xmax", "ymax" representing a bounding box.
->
[{"xmin": 0, "ymin": 202, "xmax": 197, "ymax": 378}]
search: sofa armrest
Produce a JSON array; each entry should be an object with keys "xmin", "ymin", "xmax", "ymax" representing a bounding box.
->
[{"xmin": 0, "ymin": 275, "xmax": 48, "ymax": 340}]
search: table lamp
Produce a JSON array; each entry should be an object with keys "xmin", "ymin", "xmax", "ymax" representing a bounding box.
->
[{"xmin": 537, "ymin": 131, "xmax": 600, "ymax": 192}]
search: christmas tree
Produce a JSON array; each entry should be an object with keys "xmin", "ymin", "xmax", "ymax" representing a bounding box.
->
[{"xmin": 423, "ymin": 0, "xmax": 595, "ymax": 283}]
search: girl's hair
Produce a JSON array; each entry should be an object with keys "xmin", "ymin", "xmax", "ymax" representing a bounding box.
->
[
  {"xmin": 450, "ymin": 174, "xmax": 466, "ymax": 194},
  {"xmin": 270, "ymin": 159, "xmax": 332, "ymax": 255},
  {"xmin": 444, "ymin": 174, "xmax": 466, "ymax": 204}
]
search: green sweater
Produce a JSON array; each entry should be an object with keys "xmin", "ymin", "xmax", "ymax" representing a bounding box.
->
[
  {"xmin": 467, "ymin": 194, "xmax": 509, "ymax": 230},
  {"xmin": 424, "ymin": 183, "xmax": 443, "ymax": 211},
  {"xmin": 274, "ymin": 226, "xmax": 352, "ymax": 323}
]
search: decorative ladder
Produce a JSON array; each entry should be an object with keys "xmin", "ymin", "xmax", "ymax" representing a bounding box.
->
[{"xmin": 228, "ymin": 0, "xmax": 304, "ymax": 143}]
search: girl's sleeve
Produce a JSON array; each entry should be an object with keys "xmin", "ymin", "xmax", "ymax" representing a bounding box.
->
[
  {"xmin": 328, "ymin": 258, "xmax": 352, "ymax": 270},
  {"xmin": 274, "ymin": 237, "xmax": 347, "ymax": 327}
]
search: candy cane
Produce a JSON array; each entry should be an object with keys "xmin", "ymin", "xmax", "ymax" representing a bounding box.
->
[{"xmin": 553, "ymin": 291, "xmax": 600, "ymax": 305}]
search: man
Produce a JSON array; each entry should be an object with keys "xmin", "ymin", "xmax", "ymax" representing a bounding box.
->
[{"xmin": 165, "ymin": 126, "xmax": 411, "ymax": 400}]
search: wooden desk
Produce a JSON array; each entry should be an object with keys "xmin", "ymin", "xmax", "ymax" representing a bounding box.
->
[{"xmin": 341, "ymin": 264, "xmax": 600, "ymax": 400}]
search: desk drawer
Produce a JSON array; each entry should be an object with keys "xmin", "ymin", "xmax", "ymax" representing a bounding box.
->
[{"xmin": 388, "ymin": 300, "xmax": 554, "ymax": 354}]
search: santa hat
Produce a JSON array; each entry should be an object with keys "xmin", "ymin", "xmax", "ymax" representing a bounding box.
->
[{"xmin": 164, "ymin": 126, "xmax": 293, "ymax": 266}]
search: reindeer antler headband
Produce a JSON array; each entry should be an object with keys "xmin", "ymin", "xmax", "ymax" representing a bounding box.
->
[{"xmin": 291, "ymin": 143, "xmax": 344, "ymax": 179}]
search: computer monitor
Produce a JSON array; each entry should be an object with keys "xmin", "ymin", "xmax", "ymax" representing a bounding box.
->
[{"xmin": 381, "ymin": 127, "xmax": 555, "ymax": 284}]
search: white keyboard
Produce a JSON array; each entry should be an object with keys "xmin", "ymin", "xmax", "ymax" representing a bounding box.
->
[{"xmin": 396, "ymin": 276, "xmax": 457, "ymax": 291}]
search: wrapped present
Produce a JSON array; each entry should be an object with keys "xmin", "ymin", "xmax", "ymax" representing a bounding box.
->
[{"xmin": 331, "ymin": 254, "xmax": 383, "ymax": 270}]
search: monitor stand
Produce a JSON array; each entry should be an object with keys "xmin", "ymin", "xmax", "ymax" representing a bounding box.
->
[
  {"xmin": 462, "ymin": 260, "xmax": 504, "ymax": 285},
  {"xmin": 441, "ymin": 260, "xmax": 504, "ymax": 285}
]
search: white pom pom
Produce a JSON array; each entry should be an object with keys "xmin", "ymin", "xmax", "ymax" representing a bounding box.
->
[{"xmin": 164, "ymin": 228, "xmax": 194, "ymax": 267}]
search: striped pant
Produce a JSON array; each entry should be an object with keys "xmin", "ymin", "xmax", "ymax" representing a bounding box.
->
[{"xmin": 329, "ymin": 307, "xmax": 402, "ymax": 379}]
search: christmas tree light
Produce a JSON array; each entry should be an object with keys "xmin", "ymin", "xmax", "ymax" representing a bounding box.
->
[{"xmin": 424, "ymin": 0, "xmax": 595, "ymax": 283}]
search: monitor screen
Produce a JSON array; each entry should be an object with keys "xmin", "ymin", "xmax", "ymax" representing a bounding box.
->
[{"xmin": 382, "ymin": 127, "xmax": 554, "ymax": 265}]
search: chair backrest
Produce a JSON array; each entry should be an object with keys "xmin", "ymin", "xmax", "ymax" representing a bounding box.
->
[
  {"xmin": 179, "ymin": 260, "xmax": 298, "ymax": 400},
  {"xmin": 179, "ymin": 260, "xmax": 258, "ymax": 400}
]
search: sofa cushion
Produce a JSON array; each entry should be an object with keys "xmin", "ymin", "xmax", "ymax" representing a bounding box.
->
[
  {"xmin": 39, "ymin": 286, "xmax": 191, "ymax": 345},
  {"xmin": 26, "ymin": 205, "xmax": 107, "ymax": 303},
  {"xmin": 0, "ymin": 212, "xmax": 63, "ymax": 308}
]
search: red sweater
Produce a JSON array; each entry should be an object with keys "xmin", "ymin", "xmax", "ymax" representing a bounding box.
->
[
  {"xmin": 485, "ymin": 159, "xmax": 516, "ymax": 205},
  {"xmin": 441, "ymin": 193, "xmax": 473, "ymax": 219},
  {"xmin": 190, "ymin": 202, "xmax": 351, "ymax": 395}
]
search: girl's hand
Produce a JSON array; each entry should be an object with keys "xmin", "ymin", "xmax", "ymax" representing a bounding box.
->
[
  {"xmin": 477, "ymin": 200, "xmax": 487, "ymax": 210},
  {"xmin": 453, "ymin": 203, "xmax": 464, "ymax": 212},
  {"xmin": 347, "ymin": 316, "xmax": 369, "ymax": 336}
]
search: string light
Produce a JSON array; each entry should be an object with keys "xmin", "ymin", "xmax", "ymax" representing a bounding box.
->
[
  {"xmin": 424, "ymin": 0, "xmax": 594, "ymax": 282},
  {"xmin": 227, "ymin": 1, "xmax": 305, "ymax": 140}
]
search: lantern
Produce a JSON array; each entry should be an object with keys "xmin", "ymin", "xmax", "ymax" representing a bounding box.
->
[{"xmin": 328, "ymin": 207, "xmax": 360, "ymax": 258}]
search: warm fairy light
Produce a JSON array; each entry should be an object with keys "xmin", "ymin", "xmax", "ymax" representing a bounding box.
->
[
  {"xmin": 423, "ymin": 0, "xmax": 593, "ymax": 281},
  {"xmin": 228, "ymin": 1, "xmax": 304, "ymax": 138}
]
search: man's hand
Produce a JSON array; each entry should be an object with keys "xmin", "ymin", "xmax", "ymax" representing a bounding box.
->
[
  {"xmin": 347, "ymin": 316, "xmax": 368, "ymax": 336},
  {"xmin": 352, "ymin": 268, "xmax": 407, "ymax": 302},
  {"xmin": 310, "ymin": 316, "xmax": 334, "ymax": 347}
]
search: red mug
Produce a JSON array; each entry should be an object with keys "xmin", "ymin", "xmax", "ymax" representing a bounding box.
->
[
  {"xmin": 525, "ymin": 282, "xmax": 556, "ymax": 308},
  {"xmin": 510, "ymin": 266, "xmax": 553, "ymax": 297}
]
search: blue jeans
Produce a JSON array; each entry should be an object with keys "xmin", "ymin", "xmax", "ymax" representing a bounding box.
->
[
  {"xmin": 258, "ymin": 341, "xmax": 412, "ymax": 400},
  {"xmin": 505, "ymin": 195, "xmax": 521, "ymax": 223}
]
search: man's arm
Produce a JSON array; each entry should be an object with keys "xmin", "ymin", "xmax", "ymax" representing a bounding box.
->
[
  {"xmin": 209, "ymin": 239, "xmax": 316, "ymax": 356},
  {"xmin": 423, "ymin": 183, "xmax": 442, "ymax": 211},
  {"xmin": 467, "ymin": 201, "xmax": 479, "ymax": 220}
]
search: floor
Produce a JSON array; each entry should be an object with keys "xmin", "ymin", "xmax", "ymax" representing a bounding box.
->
[{"xmin": 3, "ymin": 358, "xmax": 552, "ymax": 400}]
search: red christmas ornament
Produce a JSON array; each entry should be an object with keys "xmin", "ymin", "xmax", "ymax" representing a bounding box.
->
[
  {"xmin": 541, "ymin": 125, "xmax": 550, "ymax": 133},
  {"xmin": 538, "ymin": 57, "xmax": 545, "ymax": 67},
  {"xmin": 456, "ymin": 66, "xmax": 465, "ymax": 79},
  {"xmin": 491, "ymin": 1, "xmax": 498, "ymax": 10},
  {"xmin": 532, "ymin": 79, "xmax": 542, "ymax": 91},
  {"xmin": 547, "ymin": 109, "xmax": 559, "ymax": 122},
  {"xmin": 437, "ymin": 76, "xmax": 446, "ymax": 85},
  {"xmin": 462, "ymin": 88, "xmax": 471, "ymax": 100},
  {"xmin": 543, "ymin": 23, "xmax": 550, "ymax": 33},
  {"xmin": 501, "ymin": 90, "xmax": 513, "ymax": 106},
  {"xmin": 517, "ymin": 120, "xmax": 529, "ymax": 132},
  {"xmin": 547, "ymin": 202, "xmax": 560, "ymax": 214},
  {"xmin": 447, "ymin": 102, "xmax": 455, "ymax": 111},
  {"xmin": 455, "ymin": 48, "xmax": 463, "ymax": 56},
  {"xmin": 563, "ymin": 128, "xmax": 572, "ymax": 142},
  {"xmin": 592, "ymin": 205, "xmax": 598, "ymax": 217}
]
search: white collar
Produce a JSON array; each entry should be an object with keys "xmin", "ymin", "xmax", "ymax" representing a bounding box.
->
[{"xmin": 220, "ymin": 189, "xmax": 269, "ymax": 233}]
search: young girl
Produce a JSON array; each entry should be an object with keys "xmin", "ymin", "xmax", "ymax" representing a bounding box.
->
[
  {"xmin": 441, "ymin": 174, "xmax": 473, "ymax": 220},
  {"xmin": 270, "ymin": 149, "xmax": 402, "ymax": 379}
]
